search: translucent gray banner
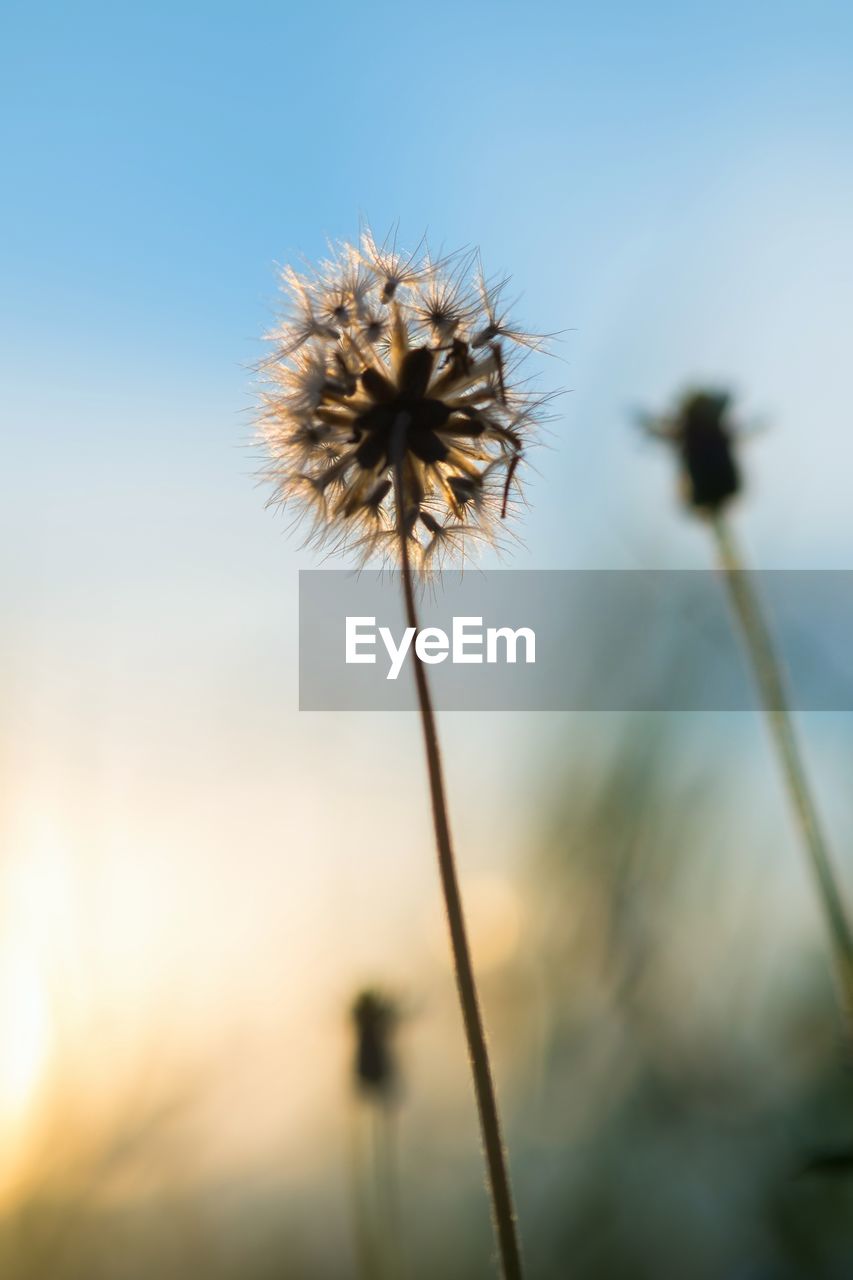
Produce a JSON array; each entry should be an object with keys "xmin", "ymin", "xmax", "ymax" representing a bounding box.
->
[{"xmin": 298, "ymin": 571, "xmax": 853, "ymax": 711}]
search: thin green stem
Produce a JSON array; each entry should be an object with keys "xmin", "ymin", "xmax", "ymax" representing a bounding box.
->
[
  {"xmin": 712, "ymin": 514, "xmax": 853, "ymax": 1024},
  {"xmin": 392, "ymin": 448, "xmax": 524, "ymax": 1279},
  {"xmin": 348, "ymin": 1105, "xmax": 381, "ymax": 1280},
  {"xmin": 374, "ymin": 1102, "xmax": 405, "ymax": 1278},
  {"xmin": 349, "ymin": 1099, "xmax": 404, "ymax": 1280}
]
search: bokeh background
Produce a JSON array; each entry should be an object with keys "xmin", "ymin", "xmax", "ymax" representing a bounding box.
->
[{"xmin": 3, "ymin": 1, "xmax": 853, "ymax": 1275}]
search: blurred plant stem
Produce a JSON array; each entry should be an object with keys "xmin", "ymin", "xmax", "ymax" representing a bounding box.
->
[
  {"xmin": 349, "ymin": 1102, "xmax": 403, "ymax": 1280},
  {"xmin": 392, "ymin": 443, "xmax": 524, "ymax": 1280},
  {"xmin": 712, "ymin": 514, "xmax": 853, "ymax": 1025}
]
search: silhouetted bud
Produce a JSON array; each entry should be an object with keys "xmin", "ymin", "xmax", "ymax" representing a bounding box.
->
[
  {"xmin": 644, "ymin": 389, "xmax": 741, "ymax": 513},
  {"xmin": 351, "ymin": 990, "xmax": 398, "ymax": 1100}
]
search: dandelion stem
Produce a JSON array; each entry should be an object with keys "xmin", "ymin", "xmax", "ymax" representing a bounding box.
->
[
  {"xmin": 712, "ymin": 514, "xmax": 853, "ymax": 1024},
  {"xmin": 392, "ymin": 453, "xmax": 524, "ymax": 1280}
]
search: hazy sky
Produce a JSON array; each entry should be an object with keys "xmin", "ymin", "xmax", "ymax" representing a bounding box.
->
[
  {"xmin": 4, "ymin": 0, "xmax": 853, "ymax": 575},
  {"xmin": 2, "ymin": 0, "xmax": 853, "ymax": 1184}
]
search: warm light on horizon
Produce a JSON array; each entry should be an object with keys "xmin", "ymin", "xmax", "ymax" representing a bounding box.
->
[{"xmin": 0, "ymin": 818, "xmax": 71, "ymax": 1198}]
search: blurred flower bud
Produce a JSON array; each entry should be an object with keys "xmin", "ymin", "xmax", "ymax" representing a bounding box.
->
[
  {"xmin": 644, "ymin": 389, "xmax": 741, "ymax": 513},
  {"xmin": 351, "ymin": 989, "xmax": 399, "ymax": 1100}
]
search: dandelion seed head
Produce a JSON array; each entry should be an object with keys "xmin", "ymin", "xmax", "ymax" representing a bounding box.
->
[
  {"xmin": 644, "ymin": 388, "xmax": 742, "ymax": 514},
  {"xmin": 258, "ymin": 231, "xmax": 546, "ymax": 565}
]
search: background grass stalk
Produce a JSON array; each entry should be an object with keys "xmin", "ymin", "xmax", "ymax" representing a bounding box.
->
[
  {"xmin": 392, "ymin": 443, "xmax": 524, "ymax": 1280},
  {"xmin": 711, "ymin": 514, "xmax": 853, "ymax": 1023},
  {"xmin": 348, "ymin": 1100, "xmax": 403, "ymax": 1280},
  {"xmin": 348, "ymin": 1105, "xmax": 382, "ymax": 1280}
]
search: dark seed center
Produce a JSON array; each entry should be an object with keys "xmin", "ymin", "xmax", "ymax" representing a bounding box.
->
[{"xmin": 352, "ymin": 346, "xmax": 452, "ymax": 470}]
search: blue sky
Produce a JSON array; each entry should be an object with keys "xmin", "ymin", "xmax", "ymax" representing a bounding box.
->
[
  {"xmin": 3, "ymin": 0, "xmax": 853, "ymax": 590},
  {"xmin": 2, "ymin": 0, "xmax": 853, "ymax": 1161}
]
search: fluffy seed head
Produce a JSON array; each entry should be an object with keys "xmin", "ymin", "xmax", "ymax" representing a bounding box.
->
[
  {"xmin": 257, "ymin": 231, "xmax": 547, "ymax": 565},
  {"xmin": 644, "ymin": 389, "xmax": 742, "ymax": 513}
]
